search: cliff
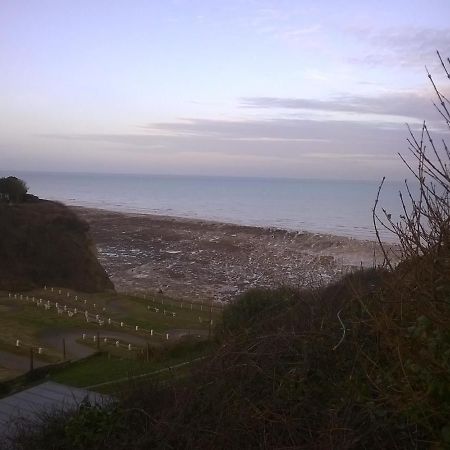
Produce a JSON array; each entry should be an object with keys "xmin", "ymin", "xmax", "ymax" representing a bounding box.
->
[{"xmin": 0, "ymin": 200, "xmax": 114, "ymax": 292}]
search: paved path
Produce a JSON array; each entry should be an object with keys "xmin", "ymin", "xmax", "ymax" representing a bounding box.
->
[
  {"xmin": 38, "ymin": 329, "xmax": 152, "ymax": 359},
  {"xmin": 0, "ymin": 350, "xmax": 46, "ymax": 372},
  {"xmin": 0, "ymin": 327, "xmax": 206, "ymax": 375},
  {"xmin": 0, "ymin": 381, "xmax": 112, "ymax": 445}
]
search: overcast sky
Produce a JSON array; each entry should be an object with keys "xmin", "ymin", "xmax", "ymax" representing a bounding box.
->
[{"xmin": 1, "ymin": 0, "xmax": 449, "ymax": 180}]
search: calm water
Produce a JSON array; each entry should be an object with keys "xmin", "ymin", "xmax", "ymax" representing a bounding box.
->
[{"xmin": 2, "ymin": 171, "xmax": 406, "ymax": 241}]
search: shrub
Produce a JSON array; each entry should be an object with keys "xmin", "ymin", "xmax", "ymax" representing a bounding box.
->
[{"xmin": 0, "ymin": 176, "xmax": 28, "ymax": 203}]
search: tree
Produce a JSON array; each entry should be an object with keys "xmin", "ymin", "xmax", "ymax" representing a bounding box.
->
[
  {"xmin": 0, "ymin": 176, "xmax": 28, "ymax": 203},
  {"xmin": 374, "ymin": 51, "xmax": 450, "ymax": 265}
]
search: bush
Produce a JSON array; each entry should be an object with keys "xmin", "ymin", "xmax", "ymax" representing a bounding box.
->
[
  {"xmin": 0, "ymin": 176, "xmax": 28, "ymax": 203},
  {"xmin": 221, "ymin": 286, "xmax": 297, "ymax": 334}
]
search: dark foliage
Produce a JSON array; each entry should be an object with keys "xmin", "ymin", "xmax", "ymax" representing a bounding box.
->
[
  {"xmin": 0, "ymin": 176, "xmax": 28, "ymax": 203},
  {"xmin": 0, "ymin": 199, "xmax": 114, "ymax": 292}
]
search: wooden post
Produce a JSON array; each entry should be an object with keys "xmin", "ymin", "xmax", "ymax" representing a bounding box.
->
[
  {"xmin": 62, "ymin": 338, "xmax": 66, "ymax": 360},
  {"xmin": 208, "ymin": 301, "xmax": 213, "ymax": 339},
  {"xmin": 29, "ymin": 347, "xmax": 34, "ymax": 372}
]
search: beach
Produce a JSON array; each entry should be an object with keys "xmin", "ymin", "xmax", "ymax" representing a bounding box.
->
[{"xmin": 74, "ymin": 207, "xmax": 392, "ymax": 303}]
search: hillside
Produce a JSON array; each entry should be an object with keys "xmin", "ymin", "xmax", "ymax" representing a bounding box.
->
[{"xmin": 0, "ymin": 200, "xmax": 114, "ymax": 292}]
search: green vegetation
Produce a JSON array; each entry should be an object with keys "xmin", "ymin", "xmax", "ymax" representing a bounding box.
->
[
  {"xmin": 0, "ymin": 176, "xmax": 28, "ymax": 203},
  {"xmin": 0, "ymin": 199, "xmax": 114, "ymax": 292},
  {"xmin": 48, "ymin": 342, "xmax": 209, "ymax": 392},
  {"xmin": 0, "ymin": 289, "xmax": 219, "ymax": 386}
]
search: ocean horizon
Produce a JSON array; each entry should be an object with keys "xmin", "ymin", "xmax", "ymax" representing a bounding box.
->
[{"xmin": 1, "ymin": 170, "xmax": 407, "ymax": 241}]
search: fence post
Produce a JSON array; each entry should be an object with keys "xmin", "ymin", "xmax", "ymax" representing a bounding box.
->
[{"xmin": 29, "ymin": 347, "xmax": 34, "ymax": 372}]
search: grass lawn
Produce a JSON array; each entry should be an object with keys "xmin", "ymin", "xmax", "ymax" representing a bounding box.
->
[
  {"xmin": 0, "ymin": 289, "xmax": 221, "ymax": 389},
  {"xmin": 49, "ymin": 339, "xmax": 211, "ymax": 393},
  {"xmin": 0, "ymin": 289, "xmax": 220, "ymax": 349}
]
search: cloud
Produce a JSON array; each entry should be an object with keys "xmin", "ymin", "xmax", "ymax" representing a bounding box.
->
[
  {"xmin": 240, "ymin": 92, "xmax": 438, "ymax": 122},
  {"xmin": 348, "ymin": 27, "xmax": 450, "ymax": 68},
  {"xmin": 40, "ymin": 115, "xmax": 415, "ymax": 161},
  {"xmin": 38, "ymin": 112, "xmax": 450, "ymax": 179}
]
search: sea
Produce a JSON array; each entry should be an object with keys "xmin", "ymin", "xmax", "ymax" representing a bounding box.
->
[{"xmin": 1, "ymin": 171, "xmax": 408, "ymax": 241}]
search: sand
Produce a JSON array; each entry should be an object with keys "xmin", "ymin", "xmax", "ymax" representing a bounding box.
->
[{"xmin": 73, "ymin": 207, "xmax": 395, "ymax": 303}]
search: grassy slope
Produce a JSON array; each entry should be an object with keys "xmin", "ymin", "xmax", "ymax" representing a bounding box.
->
[
  {"xmin": 14, "ymin": 258, "xmax": 449, "ymax": 450},
  {"xmin": 0, "ymin": 288, "xmax": 220, "ymax": 384}
]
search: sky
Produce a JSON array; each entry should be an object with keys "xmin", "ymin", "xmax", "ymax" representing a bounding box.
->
[{"xmin": 1, "ymin": 0, "xmax": 450, "ymax": 180}]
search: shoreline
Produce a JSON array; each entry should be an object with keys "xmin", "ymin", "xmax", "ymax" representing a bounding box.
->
[
  {"xmin": 73, "ymin": 206, "xmax": 394, "ymax": 303},
  {"xmin": 56, "ymin": 197, "xmax": 388, "ymax": 242},
  {"xmin": 67, "ymin": 201, "xmax": 389, "ymax": 242}
]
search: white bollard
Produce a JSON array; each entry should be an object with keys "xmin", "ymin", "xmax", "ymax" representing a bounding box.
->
[
  {"xmin": 128, "ymin": 344, "xmax": 131, "ymax": 351},
  {"xmin": 93, "ymin": 303, "xmax": 96, "ymax": 308},
  {"xmin": 55, "ymin": 302, "xmax": 59, "ymax": 308},
  {"xmin": 82, "ymin": 333, "xmax": 86, "ymax": 340},
  {"xmin": 166, "ymin": 333, "xmax": 169, "ymax": 340},
  {"xmin": 104, "ymin": 338, "xmax": 108, "ymax": 343},
  {"xmin": 74, "ymin": 308, "xmax": 77, "ymax": 314},
  {"xmin": 51, "ymin": 287, "xmax": 54, "ymax": 292},
  {"xmin": 58, "ymin": 290, "xmax": 61, "ymax": 295},
  {"xmin": 85, "ymin": 311, "xmax": 89, "ymax": 322},
  {"xmin": 172, "ymin": 312, "xmax": 176, "ymax": 318},
  {"xmin": 108, "ymin": 318, "xmax": 111, "ymax": 325},
  {"xmin": 115, "ymin": 340, "xmax": 119, "ymax": 347},
  {"xmin": 135, "ymin": 325, "xmax": 139, "ymax": 331},
  {"xmin": 64, "ymin": 305, "xmax": 67, "ymax": 311},
  {"xmin": 93, "ymin": 335, "xmax": 97, "ymax": 342},
  {"xmin": 75, "ymin": 295, "xmax": 78, "ymax": 301},
  {"xmin": 38, "ymin": 347, "xmax": 43, "ymax": 354},
  {"xmin": 8, "ymin": 293, "xmax": 11, "ymax": 298},
  {"xmin": 95, "ymin": 314, "xmax": 99, "ymax": 321},
  {"xmin": 67, "ymin": 292, "xmax": 70, "ymax": 297},
  {"xmin": 16, "ymin": 340, "xmax": 20, "ymax": 347},
  {"xmin": 84, "ymin": 299, "xmax": 87, "ymax": 304},
  {"xmin": 150, "ymin": 329, "xmax": 153, "ymax": 336},
  {"xmin": 120, "ymin": 322, "xmax": 124, "ymax": 327}
]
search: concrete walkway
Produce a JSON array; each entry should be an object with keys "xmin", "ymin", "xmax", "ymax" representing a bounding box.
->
[{"xmin": 0, "ymin": 381, "xmax": 113, "ymax": 445}]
